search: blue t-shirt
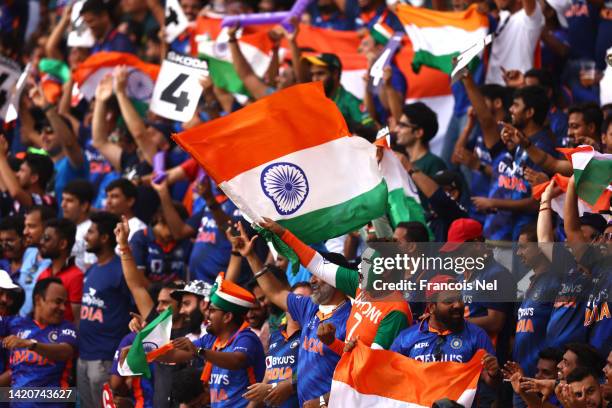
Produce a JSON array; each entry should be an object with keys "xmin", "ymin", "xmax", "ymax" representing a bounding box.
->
[
  {"xmin": 585, "ymin": 261, "xmax": 612, "ymax": 356},
  {"xmin": 0, "ymin": 316, "xmax": 77, "ymax": 408},
  {"xmin": 307, "ymin": 0, "xmax": 360, "ymax": 31},
  {"xmin": 513, "ymin": 271, "xmax": 560, "ymax": 377},
  {"xmin": 129, "ymin": 228, "xmax": 191, "ymax": 283},
  {"xmin": 595, "ymin": 4, "xmax": 612, "ymax": 70},
  {"xmin": 265, "ymin": 329, "xmax": 301, "ymax": 408},
  {"xmin": 170, "ymin": 32, "xmax": 191, "ymax": 55},
  {"xmin": 549, "ymin": 109, "xmax": 569, "ymax": 147},
  {"xmin": 545, "ymin": 261, "xmax": 591, "ymax": 349},
  {"xmin": 484, "ymin": 130, "xmax": 555, "ymax": 241},
  {"xmin": 18, "ymin": 248, "xmax": 51, "ymax": 317},
  {"xmin": 565, "ymin": 0, "xmax": 599, "ymax": 60},
  {"xmin": 373, "ymin": 62, "xmax": 407, "ymax": 125},
  {"xmin": 111, "ymin": 333, "xmax": 154, "ymax": 408},
  {"xmin": 79, "ymin": 256, "xmax": 133, "ymax": 360},
  {"xmin": 356, "ymin": 5, "xmax": 404, "ymax": 32},
  {"xmin": 390, "ymin": 319, "xmax": 495, "ymax": 363},
  {"xmin": 193, "ymin": 328, "xmax": 265, "ymax": 408},
  {"xmin": 91, "ymin": 29, "xmax": 136, "ymax": 54},
  {"xmin": 187, "ymin": 201, "xmax": 241, "ymax": 284},
  {"xmin": 54, "ymin": 156, "xmax": 89, "ymax": 208},
  {"xmin": 286, "ymin": 293, "xmax": 351, "ymax": 405}
]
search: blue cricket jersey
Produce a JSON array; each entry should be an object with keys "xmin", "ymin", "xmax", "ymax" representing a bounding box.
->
[
  {"xmin": 0, "ymin": 315, "xmax": 77, "ymax": 408},
  {"xmin": 265, "ymin": 329, "xmax": 301, "ymax": 408},
  {"xmin": 513, "ymin": 271, "xmax": 560, "ymax": 376},
  {"xmin": 390, "ymin": 319, "xmax": 495, "ymax": 363},
  {"xmin": 193, "ymin": 327, "xmax": 265, "ymax": 408},
  {"xmin": 585, "ymin": 262, "xmax": 612, "ymax": 356},
  {"xmin": 286, "ymin": 293, "xmax": 351, "ymax": 405}
]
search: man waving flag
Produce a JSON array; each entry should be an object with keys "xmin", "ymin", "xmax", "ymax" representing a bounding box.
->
[{"xmin": 173, "ymin": 82, "xmax": 388, "ymax": 244}]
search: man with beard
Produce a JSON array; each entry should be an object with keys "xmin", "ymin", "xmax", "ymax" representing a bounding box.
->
[
  {"xmin": 259, "ymin": 218, "xmax": 411, "ymax": 351},
  {"xmin": 116, "ymin": 211, "xmax": 190, "ymax": 408},
  {"xmin": 0, "ymin": 278, "xmax": 78, "ymax": 398},
  {"xmin": 78, "ymin": 212, "xmax": 132, "ymax": 408},
  {"xmin": 390, "ymin": 274, "xmax": 501, "ymax": 387},
  {"xmin": 154, "ymin": 273, "xmax": 264, "ymax": 408},
  {"xmin": 471, "ymin": 86, "xmax": 556, "ymax": 241},
  {"xmin": 0, "ymin": 216, "xmax": 25, "ymax": 280},
  {"xmin": 37, "ymin": 219, "xmax": 83, "ymax": 324},
  {"xmin": 171, "ymin": 280, "xmax": 212, "ymax": 340},
  {"xmin": 302, "ymin": 53, "xmax": 373, "ymax": 130},
  {"xmin": 229, "ymin": 221, "xmax": 351, "ymax": 407},
  {"xmin": 18, "ymin": 206, "xmax": 54, "ymax": 317}
]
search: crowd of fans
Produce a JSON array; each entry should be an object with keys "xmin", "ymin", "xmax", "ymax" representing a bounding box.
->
[{"xmin": 0, "ymin": 0, "xmax": 610, "ymax": 407}]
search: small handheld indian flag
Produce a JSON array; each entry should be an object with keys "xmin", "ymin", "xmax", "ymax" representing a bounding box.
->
[
  {"xmin": 174, "ymin": 82, "xmax": 388, "ymax": 244},
  {"xmin": 118, "ymin": 307, "xmax": 174, "ymax": 379}
]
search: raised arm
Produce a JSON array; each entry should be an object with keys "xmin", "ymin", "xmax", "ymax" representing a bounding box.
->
[
  {"xmin": 0, "ymin": 136, "xmax": 33, "ymax": 208},
  {"xmin": 29, "ymin": 85, "xmax": 85, "ymax": 168},
  {"xmin": 45, "ymin": 4, "xmax": 72, "ymax": 60},
  {"xmin": 146, "ymin": 0, "xmax": 165, "ymax": 27},
  {"xmin": 395, "ymin": 152, "xmax": 440, "ymax": 198},
  {"xmin": 227, "ymin": 25, "xmax": 269, "ymax": 100},
  {"xmin": 228, "ymin": 222, "xmax": 289, "ymax": 311},
  {"xmin": 461, "ymin": 73, "xmax": 500, "ymax": 150},
  {"xmin": 92, "ymin": 75, "xmax": 123, "ymax": 171},
  {"xmin": 151, "ymin": 179, "xmax": 196, "ymax": 240},
  {"xmin": 57, "ymin": 79, "xmax": 81, "ymax": 134},
  {"xmin": 381, "ymin": 67, "xmax": 404, "ymax": 126},
  {"xmin": 115, "ymin": 216, "xmax": 155, "ymax": 318},
  {"xmin": 537, "ymin": 180, "xmax": 559, "ymax": 261},
  {"xmin": 113, "ymin": 66, "xmax": 157, "ymax": 165}
]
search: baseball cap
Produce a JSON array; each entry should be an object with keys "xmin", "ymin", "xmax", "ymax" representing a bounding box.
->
[
  {"xmin": 170, "ymin": 280, "xmax": 212, "ymax": 302},
  {"xmin": 425, "ymin": 274, "xmax": 458, "ymax": 302},
  {"xmin": 0, "ymin": 270, "xmax": 19, "ymax": 290},
  {"xmin": 302, "ymin": 53, "xmax": 342, "ymax": 72},
  {"xmin": 579, "ymin": 213, "xmax": 607, "ymax": 234},
  {"xmin": 439, "ymin": 218, "xmax": 483, "ymax": 253}
]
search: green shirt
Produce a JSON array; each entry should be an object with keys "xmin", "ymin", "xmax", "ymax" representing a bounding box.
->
[
  {"xmin": 413, "ymin": 151, "xmax": 447, "ymax": 178},
  {"xmin": 332, "ymin": 86, "xmax": 373, "ymax": 127}
]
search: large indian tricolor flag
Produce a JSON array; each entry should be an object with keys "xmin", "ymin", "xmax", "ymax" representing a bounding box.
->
[
  {"xmin": 118, "ymin": 308, "xmax": 174, "ymax": 379},
  {"xmin": 532, "ymin": 173, "xmax": 594, "ymax": 219},
  {"xmin": 173, "ymin": 82, "xmax": 387, "ymax": 244},
  {"xmin": 396, "ymin": 4, "xmax": 489, "ymax": 75},
  {"xmin": 329, "ymin": 343, "xmax": 485, "ymax": 408}
]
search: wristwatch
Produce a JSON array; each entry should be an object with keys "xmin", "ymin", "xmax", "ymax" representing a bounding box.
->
[
  {"xmin": 196, "ymin": 347, "xmax": 206, "ymax": 359},
  {"xmin": 28, "ymin": 339, "xmax": 38, "ymax": 351}
]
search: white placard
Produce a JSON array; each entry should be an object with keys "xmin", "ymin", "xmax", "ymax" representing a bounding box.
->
[
  {"xmin": 5, "ymin": 64, "xmax": 32, "ymax": 123},
  {"xmin": 600, "ymin": 47, "xmax": 612, "ymax": 106},
  {"xmin": 451, "ymin": 33, "xmax": 493, "ymax": 84},
  {"xmin": 0, "ymin": 57, "xmax": 22, "ymax": 121},
  {"xmin": 67, "ymin": 0, "xmax": 95, "ymax": 48},
  {"xmin": 150, "ymin": 52, "xmax": 208, "ymax": 122},
  {"xmin": 164, "ymin": 0, "xmax": 190, "ymax": 43}
]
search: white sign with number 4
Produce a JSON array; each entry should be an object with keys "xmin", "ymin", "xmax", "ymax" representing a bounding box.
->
[{"xmin": 150, "ymin": 52, "xmax": 209, "ymax": 122}]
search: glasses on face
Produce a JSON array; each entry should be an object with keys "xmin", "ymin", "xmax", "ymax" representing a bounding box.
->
[{"xmin": 397, "ymin": 121, "xmax": 419, "ymax": 130}]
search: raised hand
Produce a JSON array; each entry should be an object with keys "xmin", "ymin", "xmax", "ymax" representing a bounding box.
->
[
  {"xmin": 95, "ymin": 74, "xmax": 114, "ymax": 102},
  {"xmin": 114, "ymin": 215, "xmax": 131, "ymax": 249}
]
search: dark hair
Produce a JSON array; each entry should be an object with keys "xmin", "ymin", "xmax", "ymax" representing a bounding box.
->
[
  {"xmin": 63, "ymin": 179, "xmax": 95, "ymax": 204},
  {"xmin": 1, "ymin": 286, "xmax": 25, "ymax": 315},
  {"xmin": 33, "ymin": 277, "xmax": 63, "ymax": 303},
  {"xmin": 513, "ymin": 86, "xmax": 550, "ymax": 126},
  {"xmin": 395, "ymin": 221, "xmax": 430, "ymax": 243},
  {"xmin": 402, "ymin": 102, "xmax": 439, "ymax": 145},
  {"xmin": 81, "ymin": 0, "xmax": 110, "ymax": 15},
  {"xmin": 89, "ymin": 211, "xmax": 120, "ymax": 248},
  {"xmin": 44, "ymin": 218, "xmax": 77, "ymax": 254},
  {"xmin": 524, "ymin": 69, "xmax": 553, "ymax": 91},
  {"xmin": 0, "ymin": 216, "xmax": 25, "ymax": 235},
  {"xmin": 568, "ymin": 102, "xmax": 604, "ymax": 136},
  {"xmin": 566, "ymin": 366, "xmax": 599, "ymax": 384},
  {"xmin": 518, "ymin": 223, "xmax": 538, "ymax": 242},
  {"xmin": 105, "ymin": 178, "xmax": 138, "ymax": 202},
  {"xmin": 26, "ymin": 205, "xmax": 56, "ymax": 223},
  {"xmin": 538, "ymin": 347, "xmax": 564, "ymax": 364},
  {"xmin": 603, "ymin": 115, "xmax": 612, "ymax": 136},
  {"xmin": 23, "ymin": 153, "xmax": 54, "ymax": 190},
  {"xmin": 480, "ymin": 84, "xmax": 510, "ymax": 110},
  {"xmin": 171, "ymin": 368, "xmax": 206, "ymax": 404},
  {"xmin": 564, "ymin": 343, "xmax": 605, "ymax": 373}
]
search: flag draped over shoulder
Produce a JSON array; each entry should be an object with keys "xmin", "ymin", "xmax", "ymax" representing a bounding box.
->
[
  {"xmin": 329, "ymin": 343, "xmax": 485, "ymax": 408},
  {"xmin": 396, "ymin": 4, "xmax": 489, "ymax": 75},
  {"xmin": 118, "ymin": 308, "xmax": 174, "ymax": 379},
  {"xmin": 173, "ymin": 82, "xmax": 387, "ymax": 244},
  {"xmin": 72, "ymin": 52, "xmax": 160, "ymax": 101}
]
